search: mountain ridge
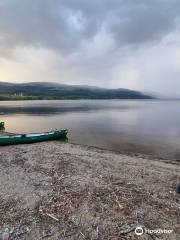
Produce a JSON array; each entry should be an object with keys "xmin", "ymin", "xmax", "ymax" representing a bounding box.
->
[{"xmin": 0, "ymin": 81, "xmax": 154, "ymax": 100}]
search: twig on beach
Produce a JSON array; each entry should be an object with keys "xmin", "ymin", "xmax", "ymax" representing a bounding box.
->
[
  {"xmin": 70, "ymin": 217, "xmax": 87, "ymax": 239},
  {"xmin": 114, "ymin": 193, "xmax": 124, "ymax": 210},
  {"xmin": 79, "ymin": 231, "xmax": 86, "ymax": 239},
  {"xmin": 56, "ymin": 174, "xmax": 70, "ymax": 182},
  {"xmin": 38, "ymin": 205, "xmax": 59, "ymax": 222},
  {"xmin": 46, "ymin": 213, "xmax": 59, "ymax": 221},
  {"xmin": 96, "ymin": 225, "xmax": 99, "ymax": 240}
]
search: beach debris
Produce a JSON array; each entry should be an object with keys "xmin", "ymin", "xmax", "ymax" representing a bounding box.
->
[
  {"xmin": 2, "ymin": 228, "xmax": 10, "ymax": 240},
  {"xmin": 114, "ymin": 193, "xmax": 124, "ymax": 210},
  {"xmin": 119, "ymin": 223, "xmax": 137, "ymax": 235},
  {"xmin": 46, "ymin": 213, "xmax": 59, "ymax": 222},
  {"xmin": 11, "ymin": 225, "xmax": 30, "ymax": 239},
  {"xmin": 96, "ymin": 225, "xmax": 99, "ymax": 240},
  {"xmin": 0, "ymin": 142, "xmax": 179, "ymax": 239},
  {"xmin": 79, "ymin": 231, "xmax": 85, "ymax": 239},
  {"xmin": 0, "ymin": 225, "xmax": 30, "ymax": 240},
  {"xmin": 39, "ymin": 206, "xmax": 59, "ymax": 221},
  {"xmin": 39, "ymin": 228, "xmax": 55, "ymax": 239}
]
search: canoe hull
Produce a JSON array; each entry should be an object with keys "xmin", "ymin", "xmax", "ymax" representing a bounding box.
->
[{"xmin": 0, "ymin": 129, "xmax": 68, "ymax": 146}]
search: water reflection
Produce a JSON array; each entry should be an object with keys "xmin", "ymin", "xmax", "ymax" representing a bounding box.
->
[
  {"xmin": 0, "ymin": 100, "xmax": 180, "ymax": 160},
  {"xmin": 0, "ymin": 100, "xmax": 141, "ymax": 115}
]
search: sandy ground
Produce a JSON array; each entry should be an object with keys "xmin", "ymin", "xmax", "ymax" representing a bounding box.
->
[{"xmin": 0, "ymin": 141, "xmax": 179, "ymax": 240}]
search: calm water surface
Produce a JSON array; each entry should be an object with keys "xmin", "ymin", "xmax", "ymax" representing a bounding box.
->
[{"xmin": 0, "ymin": 100, "xmax": 180, "ymax": 159}]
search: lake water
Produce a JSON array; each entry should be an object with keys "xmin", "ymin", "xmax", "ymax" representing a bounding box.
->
[{"xmin": 0, "ymin": 100, "xmax": 180, "ymax": 160}]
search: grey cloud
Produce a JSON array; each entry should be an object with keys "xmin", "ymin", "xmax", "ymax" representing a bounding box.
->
[
  {"xmin": 107, "ymin": 0, "xmax": 180, "ymax": 46},
  {"xmin": 0, "ymin": 0, "xmax": 103, "ymax": 55},
  {"xmin": 0, "ymin": 0, "xmax": 180, "ymax": 56}
]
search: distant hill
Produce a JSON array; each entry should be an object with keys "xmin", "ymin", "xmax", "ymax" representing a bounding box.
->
[{"xmin": 0, "ymin": 82, "xmax": 154, "ymax": 100}]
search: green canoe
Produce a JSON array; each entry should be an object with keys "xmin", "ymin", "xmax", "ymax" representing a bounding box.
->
[{"xmin": 0, "ymin": 129, "xmax": 68, "ymax": 146}]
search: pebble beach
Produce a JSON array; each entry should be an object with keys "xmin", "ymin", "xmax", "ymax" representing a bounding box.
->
[{"xmin": 0, "ymin": 141, "xmax": 179, "ymax": 239}]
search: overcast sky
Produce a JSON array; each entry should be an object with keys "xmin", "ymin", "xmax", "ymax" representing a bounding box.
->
[{"xmin": 0, "ymin": 0, "xmax": 180, "ymax": 94}]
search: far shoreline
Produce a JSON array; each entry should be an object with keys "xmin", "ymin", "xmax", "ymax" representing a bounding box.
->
[
  {"xmin": 1, "ymin": 98, "xmax": 180, "ymax": 102},
  {"xmin": 0, "ymin": 97, "xmax": 157, "ymax": 101}
]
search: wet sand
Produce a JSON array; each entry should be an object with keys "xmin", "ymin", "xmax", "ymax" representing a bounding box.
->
[{"xmin": 0, "ymin": 141, "xmax": 179, "ymax": 239}]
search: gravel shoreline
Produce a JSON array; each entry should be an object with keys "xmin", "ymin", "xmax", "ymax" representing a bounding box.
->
[{"xmin": 0, "ymin": 141, "xmax": 179, "ymax": 239}]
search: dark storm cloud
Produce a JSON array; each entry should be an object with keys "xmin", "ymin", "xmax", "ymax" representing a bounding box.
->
[
  {"xmin": 0, "ymin": 0, "xmax": 180, "ymax": 55},
  {"xmin": 1, "ymin": 0, "xmax": 180, "ymax": 95},
  {"xmin": 107, "ymin": 0, "xmax": 180, "ymax": 45},
  {"xmin": 0, "ymin": 0, "xmax": 101, "ymax": 55}
]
